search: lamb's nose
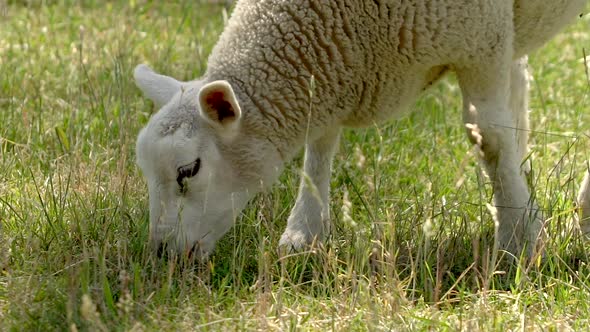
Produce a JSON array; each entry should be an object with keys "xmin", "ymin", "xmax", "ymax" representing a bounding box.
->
[
  {"xmin": 186, "ymin": 242, "xmax": 200, "ymax": 259},
  {"xmin": 186, "ymin": 241, "xmax": 211, "ymax": 261}
]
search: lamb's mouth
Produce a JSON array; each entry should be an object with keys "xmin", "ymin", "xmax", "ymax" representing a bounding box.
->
[
  {"xmin": 186, "ymin": 231, "xmax": 214, "ymax": 260},
  {"xmin": 153, "ymin": 230, "xmax": 214, "ymax": 261},
  {"xmin": 155, "ymin": 241, "xmax": 212, "ymax": 261}
]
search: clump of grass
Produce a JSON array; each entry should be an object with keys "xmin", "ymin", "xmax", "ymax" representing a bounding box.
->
[{"xmin": 1, "ymin": 1, "xmax": 590, "ymax": 330}]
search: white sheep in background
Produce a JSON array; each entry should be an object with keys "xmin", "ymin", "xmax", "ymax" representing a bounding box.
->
[{"xmin": 135, "ymin": 0, "xmax": 590, "ymax": 259}]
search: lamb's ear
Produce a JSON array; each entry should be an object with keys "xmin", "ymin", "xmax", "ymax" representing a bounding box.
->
[
  {"xmin": 198, "ymin": 80, "xmax": 242, "ymax": 134},
  {"xmin": 134, "ymin": 64, "xmax": 183, "ymax": 108}
]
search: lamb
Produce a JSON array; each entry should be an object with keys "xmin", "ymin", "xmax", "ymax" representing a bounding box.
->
[{"xmin": 134, "ymin": 0, "xmax": 590, "ymax": 259}]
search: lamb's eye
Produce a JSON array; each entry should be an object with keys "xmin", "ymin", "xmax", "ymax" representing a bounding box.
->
[{"xmin": 176, "ymin": 158, "xmax": 201, "ymax": 191}]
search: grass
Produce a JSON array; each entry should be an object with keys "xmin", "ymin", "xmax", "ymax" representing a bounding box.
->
[{"xmin": 1, "ymin": 1, "xmax": 589, "ymax": 330}]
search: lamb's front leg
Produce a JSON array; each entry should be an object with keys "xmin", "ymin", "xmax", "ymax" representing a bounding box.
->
[{"xmin": 279, "ymin": 128, "xmax": 341, "ymax": 251}]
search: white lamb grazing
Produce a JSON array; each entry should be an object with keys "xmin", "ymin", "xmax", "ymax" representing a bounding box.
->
[{"xmin": 135, "ymin": 0, "xmax": 589, "ymax": 259}]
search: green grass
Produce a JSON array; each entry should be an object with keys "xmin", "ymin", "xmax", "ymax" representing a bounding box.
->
[{"xmin": 1, "ymin": 1, "xmax": 590, "ymax": 330}]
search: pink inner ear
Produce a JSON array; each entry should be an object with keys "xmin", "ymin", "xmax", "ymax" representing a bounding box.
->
[{"xmin": 205, "ymin": 91, "xmax": 235, "ymax": 123}]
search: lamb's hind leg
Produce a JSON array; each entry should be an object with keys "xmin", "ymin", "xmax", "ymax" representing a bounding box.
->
[
  {"xmin": 279, "ymin": 128, "xmax": 341, "ymax": 251},
  {"xmin": 458, "ymin": 56, "xmax": 544, "ymax": 259},
  {"xmin": 510, "ymin": 56, "xmax": 531, "ymax": 173}
]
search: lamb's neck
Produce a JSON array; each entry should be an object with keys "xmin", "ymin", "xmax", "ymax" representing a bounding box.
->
[
  {"xmin": 202, "ymin": 1, "xmax": 357, "ymax": 162},
  {"xmin": 223, "ymin": 126, "xmax": 287, "ymax": 192}
]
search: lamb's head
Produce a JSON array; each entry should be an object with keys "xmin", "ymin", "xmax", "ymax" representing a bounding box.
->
[{"xmin": 134, "ymin": 65, "xmax": 262, "ymax": 259}]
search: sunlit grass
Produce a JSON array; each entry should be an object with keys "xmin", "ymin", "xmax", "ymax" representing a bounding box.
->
[{"xmin": 1, "ymin": 1, "xmax": 589, "ymax": 330}]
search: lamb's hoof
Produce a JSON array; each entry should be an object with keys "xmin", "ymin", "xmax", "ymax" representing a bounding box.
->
[
  {"xmin": 278, "ymin": 229, "xmax": 318, "ymax": 255},
  {"xmin": 498, "ymin": 212, "xmax": 546, "ymax": 262},
  {"xmin": 499, "ymin": 240, "xmax": 545, "ymax": 263}
]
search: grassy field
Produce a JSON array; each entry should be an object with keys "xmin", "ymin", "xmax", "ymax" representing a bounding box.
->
[{"xmin": 1, "ymin": 1, "xmax": 590, "ymax": 330}]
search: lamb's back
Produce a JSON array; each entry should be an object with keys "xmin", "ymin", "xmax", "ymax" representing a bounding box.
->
[{"xmin": 204, "ymin": 0, "xmax": 586, "ymax": 136}]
